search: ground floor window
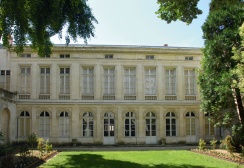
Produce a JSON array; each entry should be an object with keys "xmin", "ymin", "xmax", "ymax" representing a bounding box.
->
[
  {"xmin": 125, "ymin": 112, "xmax": 136, "ymax": 137},
  {"xmin": 166, "ymin": 112, "xmax": 176, "ymax": 136},
  {"xmin": 82, "ymin": 112, "xmax": 94, "ymax": 137},
  {"xmin": 18, "ymin": 111, "xmax": 31, "ymax": 137},
  {"xmin": 146, "ymin": 112, "xmax": 156, "ymax": 136}
]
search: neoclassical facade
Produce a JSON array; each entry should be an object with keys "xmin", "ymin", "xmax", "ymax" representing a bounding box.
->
[{"xmin": 0, "ymin": 44, "xmax": 219, "ymax": 145}]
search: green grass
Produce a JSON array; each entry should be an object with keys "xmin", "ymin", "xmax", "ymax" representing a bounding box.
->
[{"xmin": 40, "ymin": 150, "xmax": 244, "ymax": 168}]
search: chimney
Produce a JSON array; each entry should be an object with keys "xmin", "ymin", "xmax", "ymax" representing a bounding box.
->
[{"xmin": 164, "ymin": 44, "xmax": 168, "ymax": 47}]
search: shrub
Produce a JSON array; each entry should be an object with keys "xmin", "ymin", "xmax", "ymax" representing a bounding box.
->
[
  {"xmin": 37, "ymin": 138, "xmax": 45, "ymax": 156},
  {"xmin": 198, "ymin": 138, "xmax": 206, "ymax": 150},
  {"xmin": 45, "ymin": 139, "xmax": 53, "ymax": 153},
  {"xmin": 220, "ymin": 135, "xmax": 235, "ymax": 156},
  {"xmin": 27, "ymin": 133, "xmax": 38, "ymax": 149},
  {"xmin": 210, "ymin": 138, "xmax": 218, "ymax": 149}
]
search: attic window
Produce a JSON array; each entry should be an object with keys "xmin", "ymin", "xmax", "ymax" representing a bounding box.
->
[
  {"xmin": 60, "ymin": 54, "xmax": 70, "ymax": 58},
  {"xmin": 146, "ymin": 55, "xmax": 154, "ymax": 60},
  {"xmin": 105, "ymin": 54, "xmax": 113, "ymax": 59},
  {"xmin": 21, "ymin": 53, "xmax": 31, "ymax": 58},
  {"xmin": 185, "ymin": 56, "xmax": 193, "ymax": 60}
]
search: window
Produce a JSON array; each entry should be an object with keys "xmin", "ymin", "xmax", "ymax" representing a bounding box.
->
[
  {"xmin": 60, "ymin": 54, "xmax": 70, "ymax": 58},
  {"xmin": 146, "ymin": 112, "xmax": 156, "ymax": 136},
  {"xmin": 20, "ymin": 67, "xmax": 31, "ymax": 94},
  {"xmin": 184, "ymin": 69, "xmax": 196, "ymax": 95},
  {"xmin": 166, "ymin": 112, "xmax": 176, "ymax": 136},
  {"xmin": 185, "ymin": 112, "xmax": 195, "ymax": 136},
  {"xmin": 82, "ymin": 112, "xmax": 94, "ymax": 137},
  {"xmin": 185, "ymin": 56, "xmax": 193, "ymax": 60},
  {"xmin": 104, "ymin": 112, "xmax": 115, "ymax": 137},
  {"xmin": 205, "ymin": 112, "xmax": 214, "ymax": 136},
  {"xmin": 59, "ymin": 111, "xmax": 70, "ymax": 137},
  {"xmin": 146, "ymin": 55, "xmax": 154, "ymax": 60},
  {"xmin": 0, "ymin": 70, "xmax": 10, "ymax": 90},
  {"xmin": 21, "ymin": 53, "xmax": 31, "ymax": 58},
  {"xmin": 124, "ymin": 68, "xmax": 136, "ymax": 95},
  {"xmin": 125, "ymin": 112, "xmax": 136, "ymax": 137},
  {"xmin": 165, "ymin": 69, "xmax": 176, "ymax": 95},
  {"xmin": 105, "ymin": 54, "xmax": 113, "ymax": 59},
  {"xmin": 18, "ymin": 111, "xmax": 31, "ymax": 137},
  {"xmin": 60, "ymin": 68, "xmax": 70, "ymax": 94},
  {"xmin": 82, "ymin": 68, "xmax": 94, "ymax": 95},
  {"xmin": 104, "ymin": 68, "xmax": 115, "ymax": 95},
  {"xmin": 145, "ymin": 68, "xmax": 156, "ymax": 95},
  {"xmin": 40, "ymin": 68, "xmax": 50, "ymax": 94},
  {"xmin": 39, "ymin": 111, "xmax": 50, "ymax": 138}
]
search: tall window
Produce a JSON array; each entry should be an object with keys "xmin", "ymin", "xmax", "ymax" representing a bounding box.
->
[
  {"xmin": 82, "ymin": 112, "xmax": 94, "ymax": 137},
  {"xmin": 59, "ymin": 111, "xmax": 70, "ymax": 137},
  {"xmin": 165, "ymin": 69, "xmax": 176, "ymax": 95},
  {"xmin": 104, "ymin": 68, "xmax": 115, "ymax": 95},
  {"xmin": 185, "ymin": 112, "xmax": 195, "ymax": 136},
  {"xmin": 184, "ymin": 69, "xmax": 196, "ymax": 95},
  {"xmin": 145, "ymin": 68, "xmax": 156, "ymax": 95},
  {"xmin": 18, "ymin": 111, "xmax": 30, "ymax": 137},
  {"xmin": 40, "ymin": 68, "xmax": 50, "ymax": 94},
  {"xmin": 124, "ymin": 68, "xmax": 136, "ymax": 95},
  {"xmin": 205, "ymin": 112, "xmax": 214, "ymax": 136},
  {"xmin": 20, "ymin": 67, "xmax": 31, "ymax": 94},
  {"xmin": 166, "ymin": 112, "xmax": 176, "ymax": 136},
  {"xmin": 146, "ymin": 112, "xmax": 156, "ymax": 136},
  {"xmin": 60, "ymin": 68, "xmax": 70, "ymax": 94},
  {"xmin": 39, "ymin": 111, "xmax": 50, "ymax": 138},
  {"xmin": 125, "ymin": 112, "xmax": 136, "ymax": 137},
  {"xmin": 82, "ymin": 68, "xmax": 94, "ymax": 95},
  {"xmin": 0, "ymin": 70, "xmax": 10, "ymax": 90}
]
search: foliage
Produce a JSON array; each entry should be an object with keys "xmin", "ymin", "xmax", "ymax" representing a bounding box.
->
[
  {"xmin": 19, "ymin": 144, "xmax": 30, "ymax": 157},
  {"xmin": 198, "ymin": 0, "xmax": 244, "ymax": 126},
  {"xmin": 27, "ymin": 132, "xmax": 38, "ymax": 148},
  {"xmin": 232, "ymin": 123, "xmax": 244, "ymax": 152},
  {"xmin": 220, "ymin": 135, "xmax": 235, "ymax": 155},
  {"xmin": 37, "ymin": 138, "xmax": 45, "ymax": 156},
  {"xmin": 45, "ymin": 139, "xmax": 53, "ymax": 153},
  {"xmin": 0, "ymin": 0, "xmax": 97, "ymax": 56},
  {"xmin": 198, "ymin": 138, "xmax": 206, "ymax": 150},
  {"xmin": 0, "ymin": 131, "xmax": 4, "ymax": 143},
  {"xmin": 156, "ymin": 0, "xmax": 202, "ymax": 24},
  {"xmin": 210, "ymin": 138, "xmax": 218, "ymax": 150}
]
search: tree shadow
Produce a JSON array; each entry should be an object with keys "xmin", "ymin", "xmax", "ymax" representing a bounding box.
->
[{"xmin": 43, "ymin": 153, "xmax": 216, "ymax": 168}]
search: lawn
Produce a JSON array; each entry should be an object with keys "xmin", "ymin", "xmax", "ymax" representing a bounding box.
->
[{"xmin": 39, "ymin": 150, "xmax": 244, "ymax": 168}]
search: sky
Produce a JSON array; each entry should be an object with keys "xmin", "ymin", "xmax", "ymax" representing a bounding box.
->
[{"xmin": 51, "ymin": 0, "xmax": 211, "ymax": 48}]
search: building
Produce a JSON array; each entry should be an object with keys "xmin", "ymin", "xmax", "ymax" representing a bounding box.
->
[{"xmin": 0, "ymin": 44, "xmax": 218, "ymax": 145}]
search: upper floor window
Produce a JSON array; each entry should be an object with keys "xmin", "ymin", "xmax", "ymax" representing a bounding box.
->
[
  {"xmin": 184, "ymin": 69, "xmax": 196, "ymax": 95},
  {"xmin": 40, "ymin": 68, "xmax": 50, "ymax": 94},
  {"xmin": 146, "ymin": 55, "xmax": 154, "ymax": 60},
  {"xmin": 105, "ymin": 54, "xmax": 113, "ymax": 59},
  {"xmin": 165, "ymin": 69, "xmax": 176, "ymax": 95},
  {"xmin": 82, "ymin": 67, "xmax": 94, "ymax": 95},
  {"xmin": 145, "ymin": 68, "xmax": 156, "ymax": 95},
  {"xmin": 20, "ymin": 67, "xmax": 31, "ymax": 94},
  {"xmin": 60, "ymin": 54, "xmax": 70, "ymax": 58},
  {"xmin": 0, "ymin": 70, "xmax": 10, "ymax": 90},
  {"xmin": 104, "ymin": 68, "xmax": 115, "ymax": 95},
  {"xmin": 21, "ymin": 53, "xmax": 31, "ymax": 58},
  {"xmin": 185, "ymin": 56, "xmax": 193, "ymax": 60},
  {"xmin": 60, "ymin": 68, "xmax": 70, "ymax": 94},
  {"xmin": 124, "ymin": 68, "xmax": 136, "ymax": 95}
]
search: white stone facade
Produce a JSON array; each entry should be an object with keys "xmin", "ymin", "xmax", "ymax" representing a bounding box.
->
[{"xmin": 0, "ymin": 45, "xmax": 218, "ymax": 145}]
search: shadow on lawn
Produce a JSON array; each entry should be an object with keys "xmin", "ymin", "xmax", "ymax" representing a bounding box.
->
[{"xmin": 43, "ymin": 153, "xmax": 215, "ymax": 168}]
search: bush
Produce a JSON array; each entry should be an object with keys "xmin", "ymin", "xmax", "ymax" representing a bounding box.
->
[
  {"xmin": 198, "ymin": 139, "xmax": 206, "ymax": 150},
  {"xmin": 220, "ymin": 135, "xmax": 235, "ymax": 156},
  {"xmin": 210, "ymin": 138, "xmax": 218, "ymax": 149}
]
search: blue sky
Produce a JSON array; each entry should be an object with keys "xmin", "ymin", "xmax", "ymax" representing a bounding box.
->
[{"xmin": 51, "ymin": 0, "xmax": 211, "ymax": 47}]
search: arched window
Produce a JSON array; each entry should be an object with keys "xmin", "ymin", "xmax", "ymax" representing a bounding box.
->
[
  {"xmin": 145, "ymin": 112, "xmax": 156, "ymax": 136},
  {"xmin": 39, "ymin": 111, "xmax": 50, "ymax": 138},
  {"xmin": 185, "ymin": 112, "xmax": 195, "ymax": 136},
  {"xmin": 19, "ymin": 111, "xmax": 31, "ymax": 137},
  {"xmin": 82, "ymin": 112, "xmax": 94, "ymax": 137},
  {"xmin": 125, "ymin": 112, "xmax": 136, "ymax": 137},
  {"xmin": 166, "ymin": 112, "xmax": 176, "ymax": 136},
  {"xmin": 59, "ymin": 111, "xmax": 70, "ymax": 137},
  {"xmin": 205, "ymin": 112, "xmax": 214, "ymax": 136}
]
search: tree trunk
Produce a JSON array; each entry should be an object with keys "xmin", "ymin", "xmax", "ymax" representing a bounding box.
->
[{"xmin": 233, "ymin": 87, "xmax": 244, "ymax": 123}]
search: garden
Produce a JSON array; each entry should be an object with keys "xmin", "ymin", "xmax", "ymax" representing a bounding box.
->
[{"xmin": 0, "ymin": 132, "xmax": 244, "ymax": 168}]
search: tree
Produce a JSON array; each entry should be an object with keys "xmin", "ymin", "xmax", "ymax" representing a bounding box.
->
[
  {"xmin": 0, "ymin": 0, "xmax": 97, "ymax": 57},
  {"xmin": 156, "ymin": 0, "xmax": 244, "ymax": 125}
]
